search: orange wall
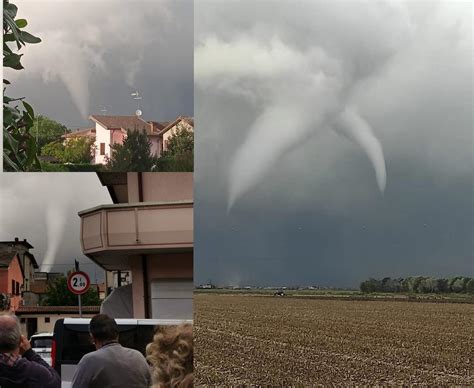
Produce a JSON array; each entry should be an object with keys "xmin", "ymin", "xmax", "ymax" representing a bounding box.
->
[
  {"xmin": 0, "ymin": 269, "xmax": 8, "ymax": 292},
  {"xmin": 0, "ymin": 255, "xmax": 24, "ymax": 311}
]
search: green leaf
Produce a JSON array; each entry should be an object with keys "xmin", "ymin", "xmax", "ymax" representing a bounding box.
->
[
  {"xmin": 3, "ymin": 53, "xmax": 23, "ymax": 70},
  {"xmin": 3, "ymin": 152, "xmax": 21, "ymax": 172},
  {"xmin": 19, "ymin": 31, "xmax": 41, "ymax": 44},
  {"xmin": 4, "ymin": 130, "xmax": 20, "ymax": 162},
  {"xmin": 3, "ymin": 33, "xmax": 17, "ymax": 42},
  {"xmin": 4, "ymin": 3, "xmax": 18, "ymax": 19},
  {"xmin": 22, "ymin": 100, "xmax": 34, "ymax": 120},
  {"xmin": 3, "ymin": 11, "xmax": 22, "ymax": 49},
  {"xmin": 15, "ymin": 18, "xmax": 27, "ymax": 28}
]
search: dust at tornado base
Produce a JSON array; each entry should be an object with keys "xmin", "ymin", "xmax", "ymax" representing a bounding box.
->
[{"xmin": 194, "ymin": 294, "xmax": 473, "ymax": 386}]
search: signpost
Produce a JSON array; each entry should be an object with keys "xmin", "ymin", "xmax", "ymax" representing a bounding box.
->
[{"xmin": 67, "ymin": 261, "xmax": 90, "ymax": 318}]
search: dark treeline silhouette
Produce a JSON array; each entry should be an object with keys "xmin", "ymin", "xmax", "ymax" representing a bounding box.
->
[{"xmin": 360, "ymin": 276, "xmax": 474, "ymax": 294}]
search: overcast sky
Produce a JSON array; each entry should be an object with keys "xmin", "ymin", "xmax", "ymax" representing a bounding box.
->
[
  {"xmin": 194, "ymin": 0, "xmax": 473, "ymax": 288},
  {"xmin": 5, "ymin": 0, "xmax": 193, "ymax": 129},
  {"xmin": 0, "ymin": 174, "xmax": 111, "ymax": 282}
]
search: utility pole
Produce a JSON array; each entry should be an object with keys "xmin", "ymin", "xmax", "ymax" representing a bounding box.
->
[{"xmin": 75, "ymin": 260, "xmax": 82, "ymax": 318}]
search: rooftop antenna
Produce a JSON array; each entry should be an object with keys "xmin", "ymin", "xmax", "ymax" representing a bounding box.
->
[
  {"xmin": 100, "ymin": 106, "xmax": 107, "ymax": 115},
  {"xmin": 131, "ymin": 90, "xmax": 142, "ymax": 117}
]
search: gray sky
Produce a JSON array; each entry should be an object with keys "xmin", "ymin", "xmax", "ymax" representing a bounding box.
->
[
  {"xmin": 0, "ymin": 173, "xmax": 111, "ymax": 282},
  {"xmin": 194, "ymin": 1, "xmax": 473, "ymax": 288},
  {"xmin": 5, "ymin": 0, "xmax": 193, "ymax": 129}
]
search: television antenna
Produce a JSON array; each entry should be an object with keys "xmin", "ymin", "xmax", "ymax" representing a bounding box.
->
[
  {"xmin": 100, "ymin": 106, "xmax": 107, "ymax": 115},
  {"xmin": 131, "ymin": 90, "xmax": 143, "ymax": 116}
]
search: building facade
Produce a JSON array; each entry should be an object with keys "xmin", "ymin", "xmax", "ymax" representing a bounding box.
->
[
  {"xmin": 79, "ymin": 172, "xmax": 193, "ymax": 319},
  {"xmin": 0, "ymin": 253, "xmax": 24, "ymax": 311},
  {"xmin": 16, "ymin": 306, "xmax": 100, "ymax": 338}
]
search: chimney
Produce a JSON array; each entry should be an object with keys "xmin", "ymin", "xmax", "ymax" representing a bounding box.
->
[{"xmin": 14, "ymin": 237, "xmax": 19, "ymax": 243}]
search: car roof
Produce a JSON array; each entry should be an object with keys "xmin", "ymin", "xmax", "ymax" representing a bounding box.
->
[
  {"xmin": 30, "ymin": 332, "xmax": 54, "ymax": 337},
  {"xmin": 63, "ymin": 318, "xmax": 193, "ymax": 325}
]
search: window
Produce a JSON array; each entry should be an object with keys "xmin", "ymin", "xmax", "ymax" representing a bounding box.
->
[
  {"xmin": 15, "ymin": 281, "xmax": 20, "ymax": 296},
  {"xmin": 45, "ymin": 317, "xmax": 50, "ymax": 323},
  {"xmin": 11, "ymin": 280, "xmax": 15, "ymax": 294},
  {"xmin": 100, "ymin": 143, "xmax": 105, "ymax": 155}
]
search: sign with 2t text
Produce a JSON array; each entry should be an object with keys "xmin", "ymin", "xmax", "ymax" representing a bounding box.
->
[{"xmin": 67, "ymin": 271, "xmax": 90, "ymax": 295}]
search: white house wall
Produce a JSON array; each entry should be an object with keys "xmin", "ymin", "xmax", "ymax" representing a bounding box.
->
[{"xmin": 94, "ymin": 122, "xmax": 112, "ymax": 165}]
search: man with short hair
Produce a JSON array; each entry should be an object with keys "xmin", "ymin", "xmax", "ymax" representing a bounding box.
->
[
  {"xmin": 0, "ymin": 312, "xmax": 60, "ymax": 388},
  {"xmin": 71, "ymin": 314, "xmax": 151, "ymax": 388}
]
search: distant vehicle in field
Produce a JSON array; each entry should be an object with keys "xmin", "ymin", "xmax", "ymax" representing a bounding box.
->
[
  {"xmin": 274, "ymin": 290, "xmax": 286, "ymax": 297},
  {"xmin": 29, "ymin": 332, "xmax": 54, "ymax": 366},
  {"xmin": 53, "ymin": 318, "xmax": 192, "ymax": 388}
]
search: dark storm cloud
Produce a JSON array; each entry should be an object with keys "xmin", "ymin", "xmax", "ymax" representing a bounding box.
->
[
  {"xmin": 5, "ymin": 0, "xmax": 193, "ymax": 128},
  {"xmin": 194, "ymin": 1, "xmax": 473, "ymax": 287},
  {"xmin": 0, "ymin": 174, "xmax": 111, "ymax": 280}
]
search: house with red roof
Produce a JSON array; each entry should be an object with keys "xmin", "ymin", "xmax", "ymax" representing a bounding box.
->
[{"xmin": 63, "ymin": 114, "xmax": 193, "ymax": 165}]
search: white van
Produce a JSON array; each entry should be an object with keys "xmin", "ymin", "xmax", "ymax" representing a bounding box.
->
[
  {"xmin": 30, "ymin": 332, "xmax": 54, "ymax": 366},
  {"xmin": 52, "ymin": 318, "xmax": 192, "ymax": 388}
]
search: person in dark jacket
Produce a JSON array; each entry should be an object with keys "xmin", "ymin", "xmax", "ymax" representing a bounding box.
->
[{"xmin": 0, "ymin": 312, "xmax": 60, "ymax": 388}]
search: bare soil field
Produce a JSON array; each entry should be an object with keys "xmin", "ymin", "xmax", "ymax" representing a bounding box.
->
[{"xmin": 195, "ymin": 294, "xmax": 473, "ymax": 386}]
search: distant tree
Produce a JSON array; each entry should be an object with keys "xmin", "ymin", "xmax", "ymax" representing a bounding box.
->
[
  {"xmin": 3, "ymin": 0, "xmax": 42, "ymax": 171},
  {"xmin": 106, "ymin": 129, "xmax": 155, "ymax": 171},
  {"xmin": 42, "ymin": 275, "xmax": 100, "ymax": 306},
  {"xmin": 156, "ymin": 125, "xmax": 194, "ymax": 172},
  {"xmin": 42, "ymin": 137, "xmax": 95, "ymax": 164},
  {"xmin": 466, "ymin": 279, "xmax": 474, "ymax": 294},
  {"xmin": 412, "ymin": 276, "xmax": 426, "ymax": 293},
  {"xmin": 449, "ymin": 277, "xmax": 468, "ymax": 293},
  {"xmin": 33, "ymin": 115, "xmax": 69, "ymax": 153},
  {"xmin": 360, "ymin": 278, "xmax": 382, "ymax": 293},
  {"xmin": 436, "ymin": 278, "xmax": 449, "ymax": 293}
]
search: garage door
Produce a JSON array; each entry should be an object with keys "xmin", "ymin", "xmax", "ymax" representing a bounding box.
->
[{"xmin": 150, "ymin": 280, "xmax": 193, "ymax": 319}]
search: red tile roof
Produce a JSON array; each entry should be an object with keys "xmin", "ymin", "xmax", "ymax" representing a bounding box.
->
[
  {"xmin": 89, "ymin": 115, "xmax": 193, "ymax": 136},
  {"xmin": 63, "ymin": 128, "xmax": 96, "ymax": 139},
  {"xmin": 90, "ymin": 115, "xmax": 152, "ymax": 134},
  {"xmin": 16, "ymin": 305, "xmax": 100, "ymax": 314},
  {"xmin": 159, "ymin": 116, "xmax": 194, "ymax": 135}
]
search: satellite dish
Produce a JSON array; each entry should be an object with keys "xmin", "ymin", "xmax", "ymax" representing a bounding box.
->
[{"xmin": 135, "ymin": 109, "xmax": 142, "ymax": 117}]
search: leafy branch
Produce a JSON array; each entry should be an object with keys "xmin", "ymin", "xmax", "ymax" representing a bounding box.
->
[{"xmin": 3, "ymin": 0, "xmax": 42, "ymax": 171}]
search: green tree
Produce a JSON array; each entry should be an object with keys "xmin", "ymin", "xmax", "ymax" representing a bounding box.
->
[
  {"xmin": 106, "ymin": 129, "xmax": 156, "ymax": 171},
  {"xmin": 42, "ymin": 275, "xmax": 100, "ymax": 306},
  {"xmin": 360, "ymin": 278, "xmax": 382, "ymax": 293},
  {"xmin": 3, "ymin": 0, "xmax": 42, "ymax": 171},
  {"xmin": 156, "ymin": 125, "xmax": 194, "ymax": 171},
  {"xmin": 33, "ymin": 115, "xmax": 69, "ymax": 153},
  {"xmin": 42, "ymin": 137, "xmax": 95, "ymax": 164},
  {"xmin": 466, "ymin": 278, "xmax": 474, "ymax": 294}
]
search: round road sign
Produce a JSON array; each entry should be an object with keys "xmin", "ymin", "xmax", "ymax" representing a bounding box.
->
[{"xmin": 67, "ymin": 271, "xmax": 90, "ymax": 295}]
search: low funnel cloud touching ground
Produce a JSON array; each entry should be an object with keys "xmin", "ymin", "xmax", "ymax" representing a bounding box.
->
[{"xmin": 40, "ymin": 202, "xmax": 68, "ymax": 272}]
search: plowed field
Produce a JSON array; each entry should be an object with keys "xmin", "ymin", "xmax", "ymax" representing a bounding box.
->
[{"xmin": 195, "ymin": 294, "xmax": 473, "ymax": 386}]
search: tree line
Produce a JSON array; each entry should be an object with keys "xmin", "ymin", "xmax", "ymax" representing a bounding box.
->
[{"xmin": 360, "ymin": 276, "xmax": 474, "ymax": 294}]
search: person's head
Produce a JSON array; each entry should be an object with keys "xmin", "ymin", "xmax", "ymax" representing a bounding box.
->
[
  {"xmin": 89, "ymin": 314, "xmax": 119, "ymax": 349},
  {"xmin": 0, "ymin": 312, "xmax": 21, "ymax": 354},
  {"xmin": 146, "ymin": 323, "xmax": 193, "ymax": 388}
]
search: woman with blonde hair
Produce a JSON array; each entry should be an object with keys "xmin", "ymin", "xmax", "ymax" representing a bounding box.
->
[{"xmin": 146, "ymin": 323, "xmax": 193, "ymax": 388}]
